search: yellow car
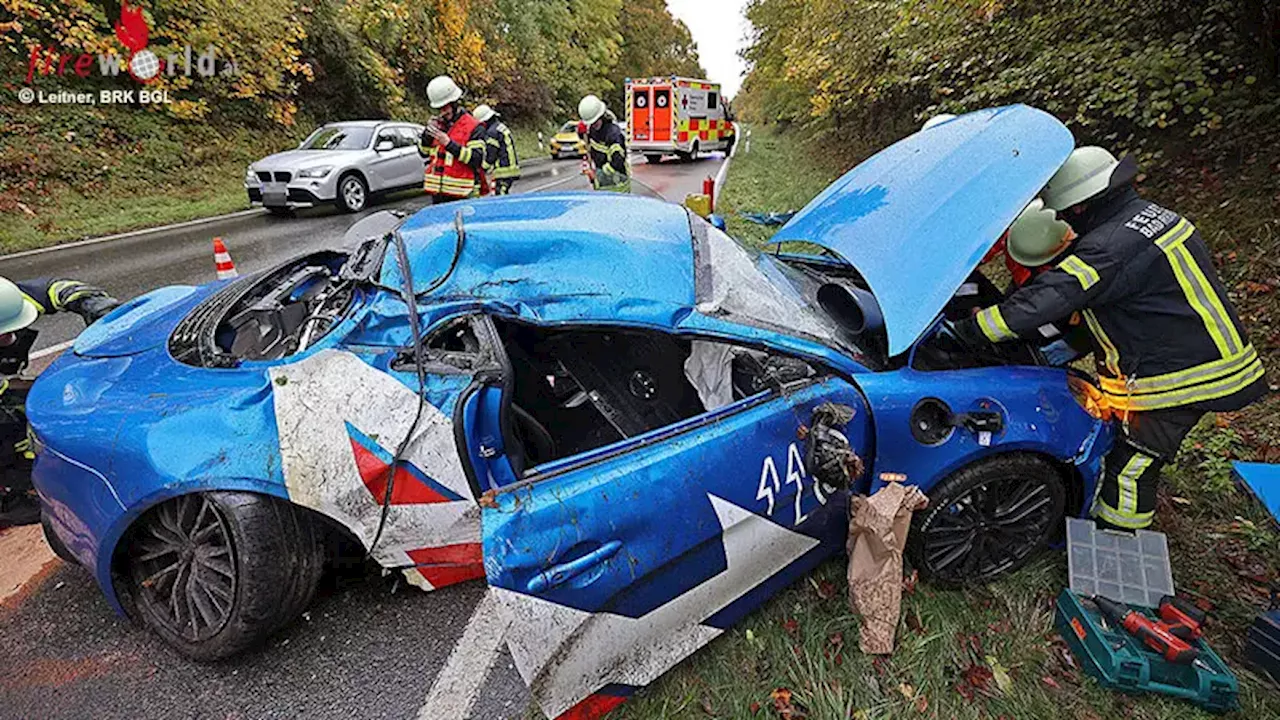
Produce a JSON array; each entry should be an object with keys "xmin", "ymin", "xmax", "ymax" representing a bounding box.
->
[{"xmin": 549, "ymin": 122, "xmax": 586, "ymax": 159}]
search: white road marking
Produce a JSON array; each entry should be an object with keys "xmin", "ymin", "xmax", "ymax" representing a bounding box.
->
[
  {"xmin": 0, "ymin": 209, "xmax": 268, "ymax": 261},
  {"xmin": 30, "ymin": 339, "xmax": 75, "ymax": 359},
  {"xmin": 416, "ymin": 589, "xmax": 513, "ymax": 720},
  {"xmin": 525, "ymin": 175, "xmax": 581, "ymax": 193}
]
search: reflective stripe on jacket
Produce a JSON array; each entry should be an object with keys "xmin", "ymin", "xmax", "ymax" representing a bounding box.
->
[
  {"xmin": 587, "ymin": 121, "xmax": 630, "ymax": 193},
  {"xmin": 484, "ymin": 121, "xmax": 521, "ymax": 179},
  {"xmin": 969, "ymin": 189, "xmax": 1265, "ymax": 412},
  {"xmin": 421, "ymin": 112, "xmax": 487, "ymax": 198}
]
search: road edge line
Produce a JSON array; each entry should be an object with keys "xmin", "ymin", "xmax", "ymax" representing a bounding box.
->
[
  {"xmin": 416, "ymin": 589, "xmax": 513, "ymax": 720},
  {"xmin": 1, "ymin": 208, "xmax": 269, "ymax": 261}
]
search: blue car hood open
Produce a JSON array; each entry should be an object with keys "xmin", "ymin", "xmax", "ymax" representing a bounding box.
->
[{"xmin": 770, "ymin": 105, "xmax": 1074, "ymax": 355}]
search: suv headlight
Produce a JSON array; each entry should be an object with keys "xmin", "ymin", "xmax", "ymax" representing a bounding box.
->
[
  {"xmin": 245, "ymin": 168, "xmax": 259, "ymax": 185},
  {"xmin": 297, "ymin": 166, "xmax": 333, "ymax": 179}
]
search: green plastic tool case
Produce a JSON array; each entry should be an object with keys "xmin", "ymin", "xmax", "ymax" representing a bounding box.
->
[{"xmin": 1055, "ymin": 589, "xmax": 1238, "ymax": 712}]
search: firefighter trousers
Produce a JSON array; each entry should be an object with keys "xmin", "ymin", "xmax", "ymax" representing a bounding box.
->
[{"xmin": 1093, "ymin": 407, "xmax": 1204, "ymax": 530}]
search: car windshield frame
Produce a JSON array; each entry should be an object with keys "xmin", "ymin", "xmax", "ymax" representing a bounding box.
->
[
  {"xmin": 300, "ymin": 125, "xmax": 376, "ymax": 151},
  {"xmin": 690, "ymin": 215, "xmax": 881, "ymax": 369}
]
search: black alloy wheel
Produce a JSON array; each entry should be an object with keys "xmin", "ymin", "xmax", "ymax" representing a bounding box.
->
[
  {"xmin": 908, "ymin": 454, "xmax": 1065, "ymax": 586},
  {"xmin": 128, "ymin": 493, "xmax": 237, "ymax": 643}
]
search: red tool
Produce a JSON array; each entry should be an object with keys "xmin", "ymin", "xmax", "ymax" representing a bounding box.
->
[
  {"xmin": 1158, "ymin": 594, "xmax": 1207, "ymax": 641},
  {"xmin": 1094, "ymin": 595, "xmax": 1200, "ymax": 665}
]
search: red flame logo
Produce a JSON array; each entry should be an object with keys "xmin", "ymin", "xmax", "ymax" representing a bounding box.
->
[{"xmin": 114, "ymin": 1, "xmax": 149, "ymax": 52}]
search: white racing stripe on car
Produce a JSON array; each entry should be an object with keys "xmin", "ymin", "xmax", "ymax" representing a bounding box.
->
[
  {"xmin": 496, "ymin": 494, "xmax": 820, "ymax": 719},
  {"xmin": 269, "ymin": 349, "xmax": 479, "ymax": 572},
  {"xmin": 416, "ymin": 589, "xmax": 512, "ymax": 720}
]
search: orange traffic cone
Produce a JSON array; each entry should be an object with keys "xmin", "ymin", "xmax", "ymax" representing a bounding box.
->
[{"xmin": 213, "ymin": 237, "xmax": 238, "ymax": 280}]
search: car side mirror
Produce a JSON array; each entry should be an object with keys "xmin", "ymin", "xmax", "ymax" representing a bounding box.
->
[{"xmin": 375, "ymin": 139, "xmax": 395, "ymax": 152}]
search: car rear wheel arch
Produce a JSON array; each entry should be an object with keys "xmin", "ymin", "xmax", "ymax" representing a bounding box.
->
[
  {"xmin": 110, "ymin": 489, "xmax": 330, "ymax": 661},
  {"xmin": 906, "ymin": 451, "xmax": 1075, "ymax": 587}
]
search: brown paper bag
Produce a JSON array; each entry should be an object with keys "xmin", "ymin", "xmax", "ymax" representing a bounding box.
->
[{"xmin": 847, "ymin": 482, "xmax": 928, "ymax": 654}]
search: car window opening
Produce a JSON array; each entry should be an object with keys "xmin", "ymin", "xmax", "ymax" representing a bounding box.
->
[{"xmin": 490, "ymin": 319, "xmax": 814, "ymax": 472}]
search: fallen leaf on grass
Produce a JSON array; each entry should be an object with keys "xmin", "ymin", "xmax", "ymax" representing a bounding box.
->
[
  {"xmin": 770, "ymin": 688, "xmax": 807, "ymax": 719},
  {"xmin": 816, "ymin": 580, "xmax": 837, "ymax": 600},
  {"xmin": 902, "ymin": 569, "xmax": 919, "ymax": 595},
  {"xmin": 985, "ymin": 655, "xmax": 1012, "ymax": 693}
]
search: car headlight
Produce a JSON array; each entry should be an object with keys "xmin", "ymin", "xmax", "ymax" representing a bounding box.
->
[
  {"xmin": 245, "ymin": 168, "xmax": 260, "ymax": 185},
  {"xmin": 297, "ymin": 166, "xmax": 333, "ymax": 179}
]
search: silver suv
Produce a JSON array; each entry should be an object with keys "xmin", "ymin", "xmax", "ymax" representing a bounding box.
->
[{"xmin": 245, "ymin": 121, "xmax": 425, "ymax": 215}]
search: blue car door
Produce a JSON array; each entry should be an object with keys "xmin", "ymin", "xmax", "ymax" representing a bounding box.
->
[{"xmin": 479, "ymin": 373, "xmax": 870, "ymax": 719}]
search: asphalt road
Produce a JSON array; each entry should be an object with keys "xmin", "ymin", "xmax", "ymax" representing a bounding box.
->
[{"xmin": 0, "ymin": 151, "xmax": 725, "ymax": 720}]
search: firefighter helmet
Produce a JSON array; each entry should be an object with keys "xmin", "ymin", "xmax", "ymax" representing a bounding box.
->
[
  {"xmin": 427, "ymin": 75, "xmax": 464, "ymax": 109},
  {"xmin": 1042, "ymin": 146, "xmax": 1122, "ymax": 211},
  {"xmin": 0, "ymin": 278, "xmax": 38, "ymax": 335},
  {"xmin": 472, "ymin": 104, "xmax": 496, "ymax": 123},
  {"xmin": 1007, "ymin": 199, "xmax": 1075, "ymax": 267},
  {"xmin": 578, "ymin": 95, "xmax": 606, "ymax": 125}
]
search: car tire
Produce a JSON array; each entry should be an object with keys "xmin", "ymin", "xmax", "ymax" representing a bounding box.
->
[
  {"xmin": 124, "ymin": 491, "xmax": 324, "ymax": 661},
  {"xmin": 335, "ymin": 173, "xmax": 368, "ymax": 214},
  {"xmin": 42, "ymin": 513, "xmax": 77, "ymax": 564},
  {"xmin": 644, "ymin": 154, "xmax": 662, "ymax": 165},
  {"xmin": 907, "ymin": 453, "xmax": 1065, "ymax": 587}
]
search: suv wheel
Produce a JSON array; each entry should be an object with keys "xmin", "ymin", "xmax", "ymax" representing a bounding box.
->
[
  {"xmin": 336, "ymin": 173, "xmax": 368, "ymax": 213},
  {"xmin": 907, "ymin": 454, "xmax": 1066, "ymax": 586},
  {"xmin": 125, "ymin": 492, "xmax": 324, "ymax": 661}
]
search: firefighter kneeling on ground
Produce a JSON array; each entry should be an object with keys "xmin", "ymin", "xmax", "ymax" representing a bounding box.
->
[
  {"xmin": 420, "ymin": 75, "xmax": 489, "ymax": 203},
  {"xmin": 955, "ymin": 147, "xmax": 1268, "ymax": 532},
  {"xmin": 578, "ymin": 94, "xmax": 631, "ymax": 193},
  {"xmin": 473, "ymin": 104, "xmax": 521, "ymax": 196},
  {"xmin": 0, "ymin": 277, "xmax": 119, "ymax": 528}
]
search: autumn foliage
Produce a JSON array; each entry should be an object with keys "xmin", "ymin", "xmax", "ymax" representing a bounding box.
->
[{"xmin": 2, "ymin": 0, "xmax": 705, "ymax": 124}]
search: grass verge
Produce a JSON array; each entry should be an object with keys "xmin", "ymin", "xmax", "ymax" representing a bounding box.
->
[{"xmin": 597, "ymin": 125, "xmax": 1280, "ymax": 719}]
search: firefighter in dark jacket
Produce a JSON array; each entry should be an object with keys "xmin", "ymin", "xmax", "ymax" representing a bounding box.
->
[
  {"xmin": 0, "ymin": 276, "xmax": 118, "ymax": 527},
  {"xmin": 473, "ymin": 104, "xmax": 521, "ymax": 195},
  {"xmin": 578, "ymin": 94, "xmax": 631, "ymax": 193},
  {"xmin": 956, "ymin": 147, "xmax": 1268, "ymax": 531},
  {"xmin": 420, "ymin": 75, "xmax": 489, "ymax": 203}
]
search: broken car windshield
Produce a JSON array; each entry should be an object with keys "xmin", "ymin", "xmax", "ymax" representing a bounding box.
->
[{"xmin": 692, "ymin": 219, "xmax": 878, "ymax": 367}]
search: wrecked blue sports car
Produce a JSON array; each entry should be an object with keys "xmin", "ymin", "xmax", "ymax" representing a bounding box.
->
[{"xmin": 29, "ymin": 105, "xmax": 1111, "ymax": 713}]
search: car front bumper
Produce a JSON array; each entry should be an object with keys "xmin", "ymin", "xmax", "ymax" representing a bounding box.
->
[{"xmin": 245, "ymin": 171, "xmax": 340, "ymax": 207}]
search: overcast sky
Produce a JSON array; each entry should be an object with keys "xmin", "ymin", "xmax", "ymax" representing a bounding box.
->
[{"xmin": 666, "ymin": 0, "xmax": 751, "ymax": 98}]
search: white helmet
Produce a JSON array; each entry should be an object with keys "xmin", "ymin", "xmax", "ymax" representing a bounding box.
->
[
  {"xmin": 578, "ymin": 94, "xmax": 606, "ymax": 125},
  {"xmin": 921, "ymin": 113, "xmax": 956, "ymax": 131},
  {"xmin": 1041, "ymin": 146, "xmax": 1121, "ymax": 211},
  {"xmin": 0, "ymin": 278, "xmax": 38, "ymax": 335},
  {"xmin": 427, "ymin": 75, "xmax": 463, "ymax": 109},
  {"xmin": 1007, "ymin": 199, "xmax": 1075, "ymax": 267},
  {"xmin": 472, "ymin": 104, "xmax": 496, "ymax": 123}
]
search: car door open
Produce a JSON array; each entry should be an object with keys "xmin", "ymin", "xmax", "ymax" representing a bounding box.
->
[{"xmin": 464, "ymin": 316, "xmax": 871, "ymax": 719}]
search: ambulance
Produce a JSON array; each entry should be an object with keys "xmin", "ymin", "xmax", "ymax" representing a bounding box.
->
[{"xmin": 625, "ymin": 76, "xmax": 735, "ymax": 163}]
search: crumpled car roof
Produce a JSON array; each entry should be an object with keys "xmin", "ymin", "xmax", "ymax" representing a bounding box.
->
[{"xmin": 383, "ymin": 192, "xmax": 698, "ymax": 327}]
